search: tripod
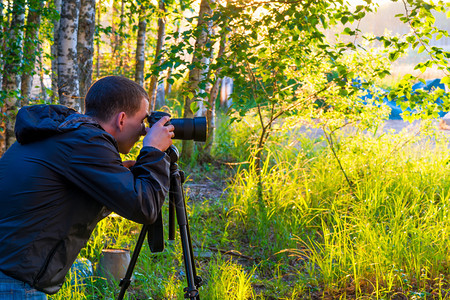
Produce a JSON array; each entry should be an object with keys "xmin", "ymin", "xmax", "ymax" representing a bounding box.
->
[{"xmin": 117, "ymin": 145, "xmax": 202, "ymax": 300}]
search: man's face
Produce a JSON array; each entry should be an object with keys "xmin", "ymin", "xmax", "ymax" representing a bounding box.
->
[{"xmin": 116, "ymin": 97, "xmax": 149, "ymax": 154}]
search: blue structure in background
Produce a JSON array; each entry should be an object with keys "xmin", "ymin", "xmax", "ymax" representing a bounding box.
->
[{"xmin": 356, "ymin": 78, "xmax": 447, "ymax": 120}]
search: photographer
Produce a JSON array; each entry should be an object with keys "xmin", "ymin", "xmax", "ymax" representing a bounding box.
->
[{"xmin": 0, "ymin": 76, "xmax": 174, "ymax": 299}]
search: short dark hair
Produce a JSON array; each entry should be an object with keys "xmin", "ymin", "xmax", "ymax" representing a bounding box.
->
[{"xmin": 85, "ymin": 76, "xmax": 149, "ymax": 122}]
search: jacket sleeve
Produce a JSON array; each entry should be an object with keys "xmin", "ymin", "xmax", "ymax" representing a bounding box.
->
[{"xmin": 63, "ymin": 130, "xmax": 170, "ymax": 224}]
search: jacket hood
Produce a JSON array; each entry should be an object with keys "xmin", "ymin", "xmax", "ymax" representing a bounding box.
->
[{"xmin": 15, "ymin": 105, "xmax": 103, "ymax": 145}]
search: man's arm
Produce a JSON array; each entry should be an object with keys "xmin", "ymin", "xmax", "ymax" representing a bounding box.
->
[{"xmin": 64, "ymin": 130, "xmax": 170, "ymax": 224}]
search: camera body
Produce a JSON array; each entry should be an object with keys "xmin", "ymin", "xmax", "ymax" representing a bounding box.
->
[{"xmin": 147, "ymin": 111, "xmax": 207, "ymax": 142}]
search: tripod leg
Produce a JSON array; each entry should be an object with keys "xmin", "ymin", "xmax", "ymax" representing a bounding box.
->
[
  {"xmin": 168, "ymin": 192, "xmax": 176, "ymax": 240},
  {"xmin": 117, "ymin": 224, "xmax": 148, "ymax": 300},
  {"xmin": 171, "ymin": 169, "xmax": 201, "ymax": 300},
  {"xmin": 178, "ymin": 225, "xmax": 200, "ymax": 300}
]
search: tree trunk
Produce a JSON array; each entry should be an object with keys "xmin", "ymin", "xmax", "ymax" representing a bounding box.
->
[
  {"xmin": 134, "ymin": 10, "xmax": 147, "ymax": 87},
  {"xmin": 21, "ymin": 0, "xmax": 44, "ymax": 103},
  {"xmin": 38, "ymin": 45, "xmax": 48, "ymax": 101},
  {"xmin": 110, "ymin": 0, "xmax": 118, "ymax": 57},
  {"xmin": 6, "ymin": 0, "xmax": 11, "ymax": 24},
  {"xmin": 148, "ymin": 0, "xmax": 166, "ymax": 111},
  {"xmin": 58, "ymin": 0, "xmax": 81, "ymax": 111},
  {"xmin": 201, "ymin": 29, "xmax": 228, "ymax": 158},
  {"xmin": 96, "ymin": 0, "xmax": 101, "ymax": 78},
  {"xmin": 0, "ymin": 0, "xmax": 5, "ymax": 90},
  {"xmin": 220, "ymin": 76, "xmax": 233, "ymax": 110},
  {"xmin": 1, "ymin": 0, "xmax": 26, "ymax": 154},
  {"xmin": 118, "ymin": 0, "xmax": 125, "ymax": 71},
  {"xmin": 78, "ymin": 0, "xmax": 95, "ymax": 106},
  {"xmin": 182, "ymin": 0, "xmax": 214, "ymax": 162},
  {"xmin": 0, "ymin": 0, "xmax": 5, "ymax": 155},
  {"xmin": 51, "ymin": 0, "xmax": 62, "ymax": 102},
  {"xmin": 111, "ymin": 0, "xmax": 125, "ymax": 74}
]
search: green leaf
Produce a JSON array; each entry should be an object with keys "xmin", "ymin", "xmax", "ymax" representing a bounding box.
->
[
  {"xmin": 388, "ymin": 52, "xmax": 399, "ymax": 61},
  {"xmin": 343, "ymin": 27, "xmax": 353, "ymax": 35},
  {"xmin": 339, "ymin": 89, "xmax": 348, "ymax": 97},
  {"xmin": 190, "ymin": 101, "xmax": 198, "ymax": 113},
  {"xmin": 418, "ymin": 45, "xmax": 426, "ymax": 53},
  {"xmin": 441, "ymin": 76, "xmax": 450, "ymax": 85}
]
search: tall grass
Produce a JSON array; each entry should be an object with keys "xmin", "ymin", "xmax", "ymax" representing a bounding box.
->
[
  {"xmin": 224, "ymin": 122, "xmax": 450, "ymax": 298},
  {"xmin": 203, "ymin": 257, "xmax": 255, "ymax": 300}
]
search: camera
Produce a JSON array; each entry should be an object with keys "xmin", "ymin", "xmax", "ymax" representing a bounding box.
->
[{"xmin": 147, "ymin": 111, "xmax": 207, "ymax": 142}]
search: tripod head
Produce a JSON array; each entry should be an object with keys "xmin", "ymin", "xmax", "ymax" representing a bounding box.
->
[{"xmin": 165, "ymin": 145, "xmax": 179, "ymax": 165}]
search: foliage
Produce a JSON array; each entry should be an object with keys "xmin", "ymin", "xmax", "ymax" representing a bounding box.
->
[
  {"xmin": 377, "ymin": 0, "xmax": 450, "ymax": 120},
  {"xmin": 224, "ymin": 117, "xmax": 450, "ymax": 298}
]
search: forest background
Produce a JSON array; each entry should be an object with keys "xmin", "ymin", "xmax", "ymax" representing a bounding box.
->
[{"xmin": 1, "ymin": 0, "xmax": 450, "ymax": 299}]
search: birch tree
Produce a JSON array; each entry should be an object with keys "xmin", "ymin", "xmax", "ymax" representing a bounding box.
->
[
  {"xmin": 148, "ymin": 0, "xmax": 166, "ymax": 110},
  {"xmin": 134, "ymin": 6, "xmax": 147, "ymax": 86},
  {"xmin": 51, "ymin": 0, "xmax": 62, "ymax": 102},
  {"xmin": 1, "ymin": 0, "xmax": 26, "ymax": 153},
  {"xmin": 58, "ymin": 0, "xmax": 81, "ymax": 111},
  {"xmin": 78, "ymin": 0, "xmax": 95, "ymax": 100},
  {"xmin": 38, "ymin": 45, "xmax": 48, "ymax": 101},
  {"xmin": 95, "ymin": 0, "xmax": 101, "ymax": 78},
  {"xmin": 201, "ymin": 27, "xmax": 228, "ymax": 158},
  {"xmin": 0, "ymin": 0, "xmax": 5, "ymax": 90},
  {"xmin": 21, "ymin": 0, "xmax": 44, "ymax": 102},
  {"xmin": 0, "ymin": 0, "xmax": 6, "ymax": 154},
  {"xmin": 182, "ymin": 0, "xmax": 214, "ymax": 161}
]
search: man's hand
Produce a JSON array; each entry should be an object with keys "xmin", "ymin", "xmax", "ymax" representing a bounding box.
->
[{"xmin": 143, "ymin": 116, "xmax": 175, "ymax": 151}]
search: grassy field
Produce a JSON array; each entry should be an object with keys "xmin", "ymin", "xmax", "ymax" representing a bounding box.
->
[{"xmin": 49, "ymin": 114, "xmax": 450, "ymax": 299}]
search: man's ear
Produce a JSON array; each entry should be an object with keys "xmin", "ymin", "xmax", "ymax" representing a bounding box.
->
[{"xmin": 115, "ymin": 112, "xmax": 126, "ymax": 131}]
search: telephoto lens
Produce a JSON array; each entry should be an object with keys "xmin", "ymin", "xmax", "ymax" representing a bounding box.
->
[{"xmin": 147, "ymin": 111, "xmax": 207, "ymax": 142}]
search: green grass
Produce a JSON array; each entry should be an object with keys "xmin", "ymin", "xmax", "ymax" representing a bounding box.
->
[
  {"xmin": 222, "ymin": 119, "xmax": 450, "ymax": 298},
  {"xmin": 49, "ymin": 115, "xmax": 450, "ymax": 299}
]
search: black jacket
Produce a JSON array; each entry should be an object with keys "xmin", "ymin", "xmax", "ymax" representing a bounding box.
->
[{"xmin": 0, "ymin": 105, "xmax": 170, "ymax": 294}]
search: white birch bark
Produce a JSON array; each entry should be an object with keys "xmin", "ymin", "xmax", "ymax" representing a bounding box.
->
[
  {"xmin": 95, "ymin": 0, "xmax": 101, "ymax": 78},
  {"xmin": 148, "ymin": 0, "xmax": 166, "ymax": 110},
  {"xmin": 58, "ymin": 0, "xmax": 81, "ymax": 111},
  {"xmin": 134, "ymin": 9, "xmax": 147, "ymax": 87},
  {"xmin": 21, "ymin": 0, "xmax": 43, "ymax": 102},
  {"xmin": 1, "ymin": 0, "xmax": 26, "ymax": 153},
  {"xmin": 51, "ymin": 0, "xmax": 62, "ymax": 102},
  {"xmin": 202, "ymin": 29, "xmax": 228, "ymax": 157},
  {"xmin": 78, "ymin": 0, "xmax": 95, "ymax": 106},
  {"xmin": 38, "ymin": 45, "xmax": 48, "ymax": 101}
]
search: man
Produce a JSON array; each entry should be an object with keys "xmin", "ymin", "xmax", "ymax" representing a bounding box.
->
[{"xmin": 0, "ymin": 76, "xmax": 174, "ymax": 298}]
